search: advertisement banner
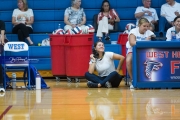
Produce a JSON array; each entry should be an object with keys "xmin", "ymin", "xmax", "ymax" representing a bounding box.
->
[{"xmin": 137, "ymin": 48, "xmax": 180, "ymax": 82}]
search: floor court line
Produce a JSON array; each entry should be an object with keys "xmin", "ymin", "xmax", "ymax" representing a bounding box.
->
[{"xmin": 0, "ymin": 105, "xmax": 13, "ymax": 119}]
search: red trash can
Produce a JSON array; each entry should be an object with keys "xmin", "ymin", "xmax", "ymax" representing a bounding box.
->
[
  {"xmin": 49, "ymin": 35, "xmax": 66, "ymax": 76},
  {"xmin": 117, "ymin": 34, "xmax": 128, "ymax": 75},
  {"xmin": 65, "ymin": 34, "xmax": 93, "ymax": 77}
]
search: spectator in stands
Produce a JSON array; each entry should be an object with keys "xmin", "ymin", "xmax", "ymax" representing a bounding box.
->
[
  {"xmin": 96, "ymin": 0, "xmax": 120, "ymax": 41},
  {"xmin": 126, "ymin": 18, "xmax": 155, "ymax": 89},
  {"xmin": 135, "ymin": 0, "xmax": 158, "ymax": 32},
  {"xmin": 0, "ymin": 20, "xmax": 6, "ymax": 90},
  {"xmin": 0, "ymin": 20, "xmax": 6, "ymax": 46},
  {"xmin": 85, "ymin": 41, "xmax": 125, "ymax": 88},
  {"xmin": 166, "ymin": 16, "xmax": 180, "ymax": 41},
  {"xmin": 159, "ymin": 0, "xmax": 180, "ymax": 37},
  {"xmin": 12, "ymin": 0, "xmax": 34, "ymax": 46},
  {"xmin": 64, "ymin": 0, "xmax": 86, "ymax": 32}
]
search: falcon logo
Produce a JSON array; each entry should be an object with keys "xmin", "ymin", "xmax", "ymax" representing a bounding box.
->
[{"xmin": 144, "ymin": 60, "xmax": 163, "ymax": 79}]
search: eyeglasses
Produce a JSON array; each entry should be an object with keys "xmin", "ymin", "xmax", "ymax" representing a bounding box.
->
[{"xmin": 103, "ymin": 5, "xmax": 109, "ymax": 7}]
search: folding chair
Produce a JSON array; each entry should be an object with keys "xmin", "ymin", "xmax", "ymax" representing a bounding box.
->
[{"xmin": 3, "ymin": 42, "xmax": 31, "ymax": 90}]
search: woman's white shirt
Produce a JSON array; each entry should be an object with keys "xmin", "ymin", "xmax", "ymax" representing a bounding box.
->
[
  {"xmin": 12, "ymin": 8, "xmax": 34, "ymax": 28},
  {"xmin": 89, "ymin": 52, "xmax": 115, "ymax": 77},
  {"xmin": 126, "ymin": 27, "xmax": 154, "ymax": 53},
  {"xmin": 166, "ymin": 26, "xmax": 180, "ymax": 41}
]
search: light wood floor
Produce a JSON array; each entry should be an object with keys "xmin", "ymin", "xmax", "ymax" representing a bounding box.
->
[{"xmin": 1, "ymin": 79, "xmax": 180, "ymax": 120}]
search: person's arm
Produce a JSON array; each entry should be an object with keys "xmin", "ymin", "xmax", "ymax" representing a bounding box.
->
[
  {"xmin": 160, "ymin": 5, "xmax": 166, "ymax": 17},
  {"xmin": 64, "ymin": 8, "xmax": 76, "ymax": 28},
  {"xmin": 112, "ymin": 53, "xmax": 125, "ymax": 73},
  {"xmin": 129, "ymin": 34, "xmax": 137, "ymax": 46},
  {"xmin": 113, "ymin": 9, "xmax": 120, "ymax": 22},
  {"xmin": 135, "ymin": 12, "xmax": 145, "ymax": 19},
  {"xmin": 26, "ymin": 16, "xmax": 34, "ymax": 25},
  {"xmin": 0, "ymin": 30, "xmax": 5, "ymax": 45},
  {"xmin": 0, "ymin": 21, "xmax": 5, "ymax": 45},
  {"xmin": 12, "ymin": 16, "xmax": 20, "ymax": 26},
  {"xmin": 135, "ymin": 10, "xmax": 152, "ymax": 18},
  {"xmin": 25, "ymin": 9, "xmax": 34, "ymax": 25},
  {"xmin": 88, "ymin": 54, "xmax": 96, "ymax": 74},
  {"xmin": 78, "ymin": 16, "xmax": 86, "ymax": 26},
  {"xmin": 151, "ymin": 10, "xmax": 159, "ymax": 25},
  {"xmin": 12, "ymin": 9, "xmax": 20, "ymax": 26}
]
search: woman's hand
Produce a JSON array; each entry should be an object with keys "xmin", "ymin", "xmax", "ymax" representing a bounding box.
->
[
  {"xmin": 108, "ymin": 19, "xmax": 114, "ymax": 24},
  {"xmin": 146, "ymin": 36, "xmax": 152, "ymax": 40},
  {"xmin": 71, "ymin": 24, "xmax": 76, "ymax": 28},
  {"xmin": 90, "ymin": 54, "xmax": 96, "ymax": 60},
  {"xmin": 25, "ymin": 16, "xmax": 29, "ymax": 22},
  {"xmin": 17, "ymin": 15, "xmax": 22, "ymax": 20}
]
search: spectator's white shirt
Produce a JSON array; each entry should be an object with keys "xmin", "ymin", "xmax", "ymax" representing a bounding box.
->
[
  {"xmin": 126, "ymin": 27, "xmax": 154, "ymax": 53},
  {"xmin": 166, "ymin": 26, "xmax": 180, "ymax": 41},
  {"xmin": 89, "ymin": 52, "xmax": 115, "ymax": 77},
  {"xmin": 161, "ymin": 1, "xmax": 180, "ymax": 22},
  {"xmin": 135, "ymin": 6, "xmax": 159, "ymax": 25},
  {"xmin": 12, "ymin": 8, "xmax": 34, "ymax": 28}
]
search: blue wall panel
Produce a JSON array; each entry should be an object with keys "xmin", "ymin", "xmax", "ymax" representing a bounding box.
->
[
  {"xmin": 54, "ymin": 0, "xmax": 70, "ymax": 9},
  {"xmin": 117, "ymin": 8, "xmax": 136, "ymax": 20},
  {"xmin": 117, "ymin": 0, "xmax": 138, "ymax": 8},
  {"xmin": 33, "ymin": 0, "xmax": 54, "ymax": 10}
]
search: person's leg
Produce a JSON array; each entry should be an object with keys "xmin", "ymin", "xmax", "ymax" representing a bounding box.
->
[
  {"xmin": 126, "ymin": 53, "xmax": 133, "ymax": 80},
  {"xmin": 158, "ymin": 17, "xmax": 172, "ymax": 37},
  {"xmin": 0, "ymin": 65, "xmax": 3, "ymax": 88},
  {"xmin": 96, "ymin": 20, "xmax": 104, "ymax": 40},
  {"xmin": 85, "ymin": 72, "xmax": 103, "ymax": 83},
  {"xmin": 101, "ymin": 17, "xmax": 110, "ymax": 40},
  {"xmin": 158, "ymin": 17, "xmax": 166, "ymax": 36},
  {"xmin": 85, "ymin": 72, "xmax": 103, "ymax": 88},
  {"xmin": 110, "ymin": 72, "xmax": 123, "ymax": 88},
  {"xmin": 64, "ymin": 25, "xmax": 73, "ymax": 32},
  {"xmin": 12, "ymin": 24, "xmax": 33, "ymax": 45},
  {"xmin": 98, "ymin": 71, "xmax": 122, "ymax": 87},
  {"xmin": 0, "ymin": 20, "xmax": 5, "ymax": 44},
  {"xmin": 26, "ymin": 27, "xmax": 33, "ymax": 45},
  {"xmin": 101, "ymin": 17, "xmax": 109, "ymax": 33}
]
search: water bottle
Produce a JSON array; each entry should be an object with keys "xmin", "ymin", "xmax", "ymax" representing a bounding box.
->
[
  {"xmin": 12, "ymin": 73, "xmax": 16, "ymax": 89},
  {"xmin": 171, "ymin": 30, "xmax": 176, "ymax": 41},
  {"xmin": 58, "ymin": 24, "xmax": 61, "ymax": 29},
  {"xmin": 36, "ymin": 74, "xmax": 41, "ymax": 90}
]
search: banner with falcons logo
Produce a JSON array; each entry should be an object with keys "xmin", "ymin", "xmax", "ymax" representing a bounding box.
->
[{"xmin": 137, "ymin": 48, "xmax": 180, "ymax": 82}]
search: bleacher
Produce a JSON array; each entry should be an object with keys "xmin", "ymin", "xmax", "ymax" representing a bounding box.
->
[{"xmin": 1, "ymin": 0, "xmax": 179, "ymax": 76}]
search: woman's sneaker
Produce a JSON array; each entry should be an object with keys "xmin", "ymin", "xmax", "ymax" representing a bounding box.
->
[
  {"xmin": 0, "ymin": 84, "xmax": 5, "ymax": 92},
  {"xmin": 105, "ymin": 35, "xmax": 110, "ymax": 41},
  {"xmin": 129, "ymin": 80, "xmax": 135, "ymax": 89},
  {"xmin": 105, "ymin": 81, "xmax": 112, "ymax": 88},
  {"xmin": 87, "ymin": 81, "xmax": 98, "ymax": 88}
]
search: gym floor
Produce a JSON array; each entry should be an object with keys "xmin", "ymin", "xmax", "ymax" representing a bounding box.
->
[{"xmin": 0, "ymin": 79, "xmax": 180, "ymax": 120}]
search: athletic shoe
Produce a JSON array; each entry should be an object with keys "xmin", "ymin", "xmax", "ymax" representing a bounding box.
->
[
  {"xmin": 87, "ymin": 81, "xmax": 98, "ymax": 88},
  {"xmin": 105, "ymin": 81, "xmax": 112, "ymax": 88},
  {"xmin": 129, "ymin": 80, "xmax": 135, "ymax": 89},
  {"xmin": 0, "ymin": 84, "xmax": 5, "ymax": 92},
  {"xmin": 130, "ymin": 84, "xmax": 135, "ymax": 89},
  {"xmin": 105, "ymin": 35, "xmax": 110, "ymax": 41}
]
